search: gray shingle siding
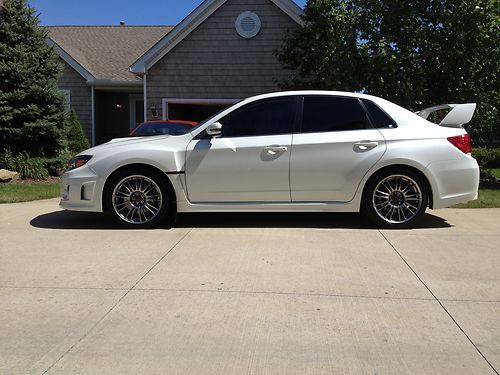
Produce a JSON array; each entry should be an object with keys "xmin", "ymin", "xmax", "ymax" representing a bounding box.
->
[
  {"xmin": 147, "ymin": 0, "xmax": 297, "ymax": 120},
  {"xmin": 58, "ymin": 60, "xmax": 92, "ymax": 142}
]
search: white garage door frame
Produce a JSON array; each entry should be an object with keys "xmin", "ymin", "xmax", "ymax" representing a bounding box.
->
[{"xmin": 161, "ymin": 98, "xmax": 240, "ymax": 120}]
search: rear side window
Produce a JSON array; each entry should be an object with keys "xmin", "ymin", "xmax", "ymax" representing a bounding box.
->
[
  {"xmin": 362, "ymin": 99, "xmax": 397, "ymax": 128},
  {"xmin": 220, "ymin": 97, "xmax": 294, "ymax": 138},
  {"xmin": 301, "ymin": 96, "xmax": 368, "ymax": 133}
]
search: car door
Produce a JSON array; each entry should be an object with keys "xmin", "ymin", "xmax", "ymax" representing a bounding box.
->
[
  {"xmin": 290, "ymin": 95, "xmax": 387, "ymax": 202},
  {"xmin": 185, "ymin": 96, "xmax": 297, "ymax": 203}
]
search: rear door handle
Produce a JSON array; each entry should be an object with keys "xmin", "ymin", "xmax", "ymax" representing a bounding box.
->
[
  {"xmin": 354, "ymin": 141, "xmax": 378, "ymax": 151},
  {"xmin": 264, "ymin": 145, "xmax": 287, "ymax": 155}
]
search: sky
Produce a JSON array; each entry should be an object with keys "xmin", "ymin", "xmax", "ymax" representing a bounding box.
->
[{"xmin": 28, "ymin": 0, "xmax": 307, "ymax": 26}]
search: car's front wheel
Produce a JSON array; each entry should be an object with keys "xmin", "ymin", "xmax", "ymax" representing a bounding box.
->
[
  {"xmin": 362, "ymin": 169, "xmax": 429, "ymax": 228},
  {"xmin": 105, "ymin": 168, "xmax": 171, "ymax": 228}
]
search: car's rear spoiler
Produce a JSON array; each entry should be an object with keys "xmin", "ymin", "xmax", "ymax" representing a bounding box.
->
[{"xmin": 416, "ymin": 103, "xmax": 476, "ymax": 128}]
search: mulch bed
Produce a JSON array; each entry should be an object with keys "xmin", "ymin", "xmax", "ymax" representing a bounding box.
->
[{"xmin": 480, "ymin": 176, "xmax": 500, "ymax": 189}]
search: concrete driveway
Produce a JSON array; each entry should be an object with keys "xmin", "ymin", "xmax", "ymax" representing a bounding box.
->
[{"xmin": 0, "ymin": 199, "xmax": 499, "ymax": 375}]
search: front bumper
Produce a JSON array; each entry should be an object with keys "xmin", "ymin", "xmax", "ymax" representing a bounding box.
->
[
  {"xmin": 59, "ymin": 164, "xmax": 103, "ymax": 212},
  {"xmin": 426, "ymin": 155, "xmax": 480, "ymax": 209}
]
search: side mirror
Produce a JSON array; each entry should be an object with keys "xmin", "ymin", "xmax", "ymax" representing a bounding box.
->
[{"xmin": 206, "ymin": 122, "xmax": 222, "ymax": 137}]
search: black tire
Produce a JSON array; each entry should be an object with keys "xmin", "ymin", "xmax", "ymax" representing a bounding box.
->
[
  {"xmin": 362, "ymin": 168, "xmax": 429, "ymax": 229},
  {"xmin": 104, "ymin": 167, "xmax": 173, "ymax": 229}
]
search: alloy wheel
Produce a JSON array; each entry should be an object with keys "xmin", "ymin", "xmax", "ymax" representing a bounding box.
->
[
  {"xmin": 372, "ymin": 174, "xmax": 423, "ymax": 224},
  {"xmin": 112, "ymin": 175, "xmax": 163, "ymax": 225}
]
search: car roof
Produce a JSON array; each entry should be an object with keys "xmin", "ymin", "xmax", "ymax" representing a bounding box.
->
[{"xmin": 249, "ymin": 90, "xmax": 365, "ymax": 100}]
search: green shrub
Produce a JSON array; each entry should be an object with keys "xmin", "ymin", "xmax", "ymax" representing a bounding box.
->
[
  {"xmin": 0, "ymin": 148, "xmax": 49, "ymax": 179},
  {"xmin": 0, "ymin": 148, "xmax": 16, "ymax": 171},
  {"xmin": 473, "ymin": 147, "xmax": 500, "ymax": 180},
  {"xmin": 491, "ymin": 149, "xmax": 500, "ymax": 167},
  {"xmin": 13, "ymin": 153, "xmax": 49, "ymax": 180},
  {"xmin": 65, "ymin": 110, "xmax": 90, "ymax": 154},
  {"xmin": 473, "ymin": 147, "xmax": 500, "ymax": 169},
  {"xmin": 43, "ymin": 154, "xmax": 71, "ymax": 176}
]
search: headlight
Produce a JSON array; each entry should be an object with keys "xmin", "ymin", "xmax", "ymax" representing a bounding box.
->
[{"xmin": 67, "ymin": 155, "xmax": 92, "ymax": 171}]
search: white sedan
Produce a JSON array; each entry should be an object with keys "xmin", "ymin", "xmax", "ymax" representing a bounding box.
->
[{"xmin": 60, "ymin": 91, "xmax": 479, "ymax": 228}]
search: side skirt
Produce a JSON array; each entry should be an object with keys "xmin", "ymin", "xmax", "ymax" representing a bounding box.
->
[{"xmin": 176, "ymin": 200, "xmax": 360, "ymax": 213}]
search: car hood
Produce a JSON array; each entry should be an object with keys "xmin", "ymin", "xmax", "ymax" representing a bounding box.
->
[{"xmin": 79, "ymin": 135, "xmax": 186, "ymax": 156}]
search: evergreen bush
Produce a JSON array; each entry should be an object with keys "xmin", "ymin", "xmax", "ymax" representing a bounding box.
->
[
  {"xmin": 43, "ymin": 152, "xmax": 72, "ymax": 176},
  {"xmin": 65, "ymin": 110, "xmax": 90, "ymax": 154},
  {"xmin": 0, "ymin": 0, "xmax": 67, "ymax": 157}
]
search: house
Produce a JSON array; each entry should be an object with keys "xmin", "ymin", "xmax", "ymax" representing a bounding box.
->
[{"xmin": 47, "ymin": 0, "xmax": 303, "ymax": 145}]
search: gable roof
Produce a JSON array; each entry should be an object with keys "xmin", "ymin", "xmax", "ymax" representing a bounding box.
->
[
  {"xmin": 129, "ymin": 0, "xmax": 304, "ymax": 75},
  {"xmin": 47, "ymin": 26, "xmax": 174, "ymax": 84}
]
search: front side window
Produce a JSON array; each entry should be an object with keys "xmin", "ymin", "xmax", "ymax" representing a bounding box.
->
[
  {"xmin": 220, "ymin": 97, "xmax": 294, "ymax": 138},
  {"xmin": 301, "ymin": 96, "xmax": 368, "ymax": 133}
]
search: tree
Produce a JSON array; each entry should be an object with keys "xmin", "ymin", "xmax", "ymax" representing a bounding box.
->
[
  {"xmin": 277, "ymin": 0, "xmax": 499, "ymax": 140},
  {"xmin": 65, "ymin": 109, "xmax": 89, "ymax": 153},
  {"xmin": 0, "ymin": 0, "xmax": 67, "ymax": 156}
]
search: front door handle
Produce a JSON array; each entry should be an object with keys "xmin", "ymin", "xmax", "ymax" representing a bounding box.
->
[
  {"xmin": 354, "ymin": 141, "xmax": 378, "ymax": 152},
  {"xmin": 264, "ymin": 145, "xmax": 287, "ymax": 155}
]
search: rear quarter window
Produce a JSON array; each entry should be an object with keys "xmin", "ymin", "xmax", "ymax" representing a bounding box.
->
[{"xmin": 362, "ymin": 99, "xmax": 397, "ymax": 128}]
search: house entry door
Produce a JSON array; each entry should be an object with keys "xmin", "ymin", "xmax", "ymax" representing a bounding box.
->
[{"xmin": 129, "ymin": 94, "xmax": 144, "ymax": 132}]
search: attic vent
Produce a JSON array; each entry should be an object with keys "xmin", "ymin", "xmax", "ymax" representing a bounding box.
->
[{"xmin": 235, "ymin": 11, "xmax": 261, "ymax": 39}]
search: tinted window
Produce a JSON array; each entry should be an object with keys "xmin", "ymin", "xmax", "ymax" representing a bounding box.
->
[
  {"xmin": 301, "ymin": 96, "xmax": 368, "ymax": 133},
  {"xmin": 362, "ymin": 99, "xmax": 397, "ymax": 128},
  {"xmin": 220, "ymin": 98, "xmax": 294, "ymax": 138}
]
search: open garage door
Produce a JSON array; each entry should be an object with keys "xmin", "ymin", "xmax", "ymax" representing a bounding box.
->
[{"xmin": 162, "ymin": 98, "xmax": 240, "ymax": 123}]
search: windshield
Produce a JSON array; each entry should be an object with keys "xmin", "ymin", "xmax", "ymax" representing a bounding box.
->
[
  {"xmin": 132, "ymin": 122, "xmax": 193, "ymax": 137},
  {"xmin": 189, "ymin": 101, "xmax": 242, "ymax": 132}
]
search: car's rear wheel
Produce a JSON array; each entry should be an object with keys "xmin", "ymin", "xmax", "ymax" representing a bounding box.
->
[
  {"xmin": 105, "ymin": 168, "xmax": 171, "ymax": 228},
  {"xmin": 362, "ymin": 169, "xmax": 428, "ymax": 228}
]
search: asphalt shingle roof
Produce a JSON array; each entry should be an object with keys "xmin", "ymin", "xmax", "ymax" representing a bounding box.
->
[{"xmin": 47, "ymin": 26, "xmax": 174, "ymax": 82}]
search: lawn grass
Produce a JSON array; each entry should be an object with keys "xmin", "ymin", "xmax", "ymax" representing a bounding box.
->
[
  {"xmin": 0, "ymin": 182, "xmax": 499, "ymax": 208},
  {"xmin": 0, "ymin": 183, "xmax": 59, "ymax": 204},
  {"xmin": 453, "ymin": 189, "xmax": 500, "ymax": 208}
]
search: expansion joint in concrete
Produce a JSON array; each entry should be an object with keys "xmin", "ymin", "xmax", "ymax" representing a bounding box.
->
[
  {"xmin": 41, "ymin": 229, "xmax": 193, "ymax": 374},
  {"xmin": 379, "ymin": 230, "xmax": 499, "ymax": 375}
]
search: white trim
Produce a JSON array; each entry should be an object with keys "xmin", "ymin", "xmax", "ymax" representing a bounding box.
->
[
  {"xmin": 143, "ymin": 75, "xmax": 148, "ymax": 122},
  {"xmin": 129, "ymin": 94, "xmax": 144, "ymax": 132},
  {"xmin": 87, "ymin": 80, "xmax": 142, "ymax": 88},
  {"xmin": 271, "ymin": 0, "xmax": 304, "ymax": 24},
  {"xmin": 161, "ymin": 98, "xmax": 240, "ymax": 120},
  {"xmin": 47, "ymin": 38, "xmax": 95, "ymax": 82},
  {"xmin": 130, "ymin": 0, "xmax": 304, "ymax": 74},
  {"xmin": 91, "ymin": 87, "xmax": 95, "ymax": 146}
]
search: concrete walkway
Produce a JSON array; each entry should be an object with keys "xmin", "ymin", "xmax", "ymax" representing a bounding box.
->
[{"xmin": 0, "ymin": 199, "xmax": 499, "ymax": 374}]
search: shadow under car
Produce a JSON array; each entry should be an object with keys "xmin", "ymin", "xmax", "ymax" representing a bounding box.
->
[{"xmin": 30, "ymin": 210, "xmax": 453, "ymax": 230}]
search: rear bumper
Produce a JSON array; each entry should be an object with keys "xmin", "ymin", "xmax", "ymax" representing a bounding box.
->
[
  {"xmin": 426, "ymin": 155, "xmax": 479, "ymax": 209},
  {"xmin": 59, "ymin": 165, "xmax": 103, "ymax": 212}
]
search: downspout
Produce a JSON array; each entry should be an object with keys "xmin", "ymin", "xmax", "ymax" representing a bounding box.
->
[
  {"xmin": 91, "ymin": 86, "xmax": 95, "ymax": 146},
  {"xmin": 143, "ymin": 74, "xmax": 148, "ymax": 122}
]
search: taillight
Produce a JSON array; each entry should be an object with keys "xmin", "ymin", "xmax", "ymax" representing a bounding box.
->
[{"xmin": 447, "ymin": 134, "xmax": 471, "ymax": 154}]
